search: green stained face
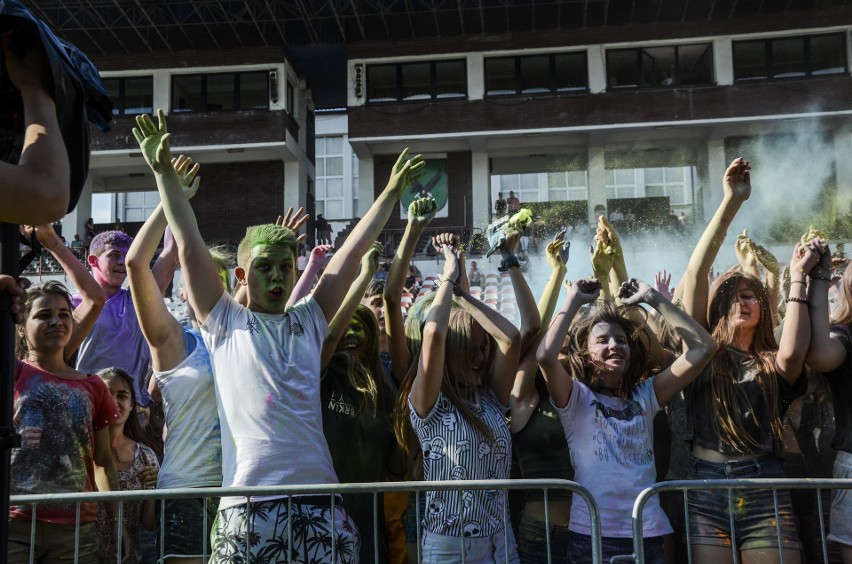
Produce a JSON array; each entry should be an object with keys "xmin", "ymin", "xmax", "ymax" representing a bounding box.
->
[{"xmin": 246, "ymin": 244, "xmax": 296, "ymax": 314}]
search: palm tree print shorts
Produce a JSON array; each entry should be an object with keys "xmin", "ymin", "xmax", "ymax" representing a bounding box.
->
[{"xmin": 210, "ymin": 497, "xmax": 361, "ymax": 563}]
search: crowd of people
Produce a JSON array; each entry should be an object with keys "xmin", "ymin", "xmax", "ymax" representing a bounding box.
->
[{"xmin": 2, "ymin": 44, "xmax": 852, "ymax": 564}]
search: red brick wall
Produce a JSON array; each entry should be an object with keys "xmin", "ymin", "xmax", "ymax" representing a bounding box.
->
[{"xmin": 189, "ymin": 161, "xmax": 286, "ymax": 243}]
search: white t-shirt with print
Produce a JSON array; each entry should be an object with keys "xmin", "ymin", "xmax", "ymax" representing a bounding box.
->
[
  {"xmin": 554, "ymin": 378, "xmax": 672, "ymax": 538},
  {"xmin": 201, "ymin": 292, "xmax": 337, "ymax": 509}
]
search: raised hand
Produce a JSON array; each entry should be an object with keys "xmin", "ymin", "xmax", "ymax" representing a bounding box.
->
[
  {"xmin": 723, "ymin": 157, "xmax": 751, "ymax": 202},
  {"xmin": 807, "ymin": 237, "xmax": 832, "ymax": 281},
  {"xmin": 570, "ymin": 277, "xmax": 601, "ymax": 305},
  {"xmin": 132, "ymin": 109, "xmax": 171, "ymax": 172},
  {"xmin": 33, "ymin": 223, "xmax": 60, "ymax": 249},
  {"xmin": 597, "ymin": 215, "xmax": 623, "ymax": 258},
  {"xmin": 432, "ymin": 232, "xmax": 460, "ymax": 255},
  {"xmin": 307, "ymin": 244, "xmax": 333, "ymax": 269},
  {"xmin": 2, "ymin": 38, "xmax": 49, "ymax": 95},
  {"xmin": 172, "ymin": 154, "xmax": 201, "ymax": 199},
  {"xmin": 545, "ymin": 232, "xmax": 568, "ymax": 271},
  {"xmin": 408, "ymin": 195, "xmax": 438, "ymax": 228},
  {"xmin": 590, "ymin": 236, "xmax": 616, "ymax": 280},
  {"xmin": 362, "ymin": 241, "xmax": 383, "ymax": 273},
  {"xmin": 276, "ymin": 207, "xmax": 309, "ymax": 243},
  {"xmin": 734, "ymin": 228, "xmax": 759, "ymax": 275},
  {"xmin": 654, "ymin": 270, "xmax": 673, "ymax": 302},
  {"xmin": 791, "ymin": 242, "xmax": 820, "ymax": 279},
  {"xmin": 437, "ymin": 238, "xmax": 460, "ymax": 285},
  {"xmin": 386, "ymin": 148, "xmax": 426, "ymax": 199},
  {"xmin": 618, "ymin": 278, "xmax": 654, "ymax": 305},
  {"xmin": 499, "ymin": 228, "xmax": 521, "ymax": 255}
]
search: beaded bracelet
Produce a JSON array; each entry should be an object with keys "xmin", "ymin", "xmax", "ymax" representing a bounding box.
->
[{"xmin": 785, "ymin": 296, "xmax": 809, "ymax": 305}]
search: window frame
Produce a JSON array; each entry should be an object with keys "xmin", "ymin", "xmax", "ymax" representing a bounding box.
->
[
  {"xmin": 732, "ymin": 32, "xmax": 848, "ymax": 82},
  {"xmin": 605, "ymin": 42, "xmax": 714, "ymax": 90},
  {"xmin": 484, "ymin": 52, "xmax": 589, "ymax": 97},
  {"xmin": 365, "ymin": 59, "xmax": 468, "ymax": 104},
  {"xmin": 104, "ymin": 75, "xmax": 154, "ymax": 117},
  {"xmin": 170, "ymin": 71, "xmax": 270, "ymax": 113}
]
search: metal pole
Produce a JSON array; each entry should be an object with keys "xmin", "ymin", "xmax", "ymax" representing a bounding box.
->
[{"xmin": 1, "ymin": 221, "xmax": 22, "ymax": 560}]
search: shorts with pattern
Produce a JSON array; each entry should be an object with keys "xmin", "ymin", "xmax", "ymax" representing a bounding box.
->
[
  {"xmin": 156, "ymin": 496, "xmax": 219, "ymax": 560},
  {"xmin": 687, "ymin": 455, "xmax": 801, "ymax": 551},
  {"xmin": 829, "ymin": 450, "xmax": 852, "ymax": 547},
  {"xmin": 210, "ymin": 497, "xmax": 360, "ymax": 563}
]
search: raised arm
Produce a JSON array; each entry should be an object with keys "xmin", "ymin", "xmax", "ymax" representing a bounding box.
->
[
  {"xmin": 752, "ymin": 241, "xmax": 782, "ymax": 325},
  {"xmin": 498, "ymin": 229, "xmax": 541, "ymax": 356},
  {"xmin": 127, "ymin": 156, "xmax": 198, "ymax": 375},
  {"xmin": 134, "ymin": 111, "xmax": 223, "ymax": 323},
  {"xmin": 806, "ymin": 240, "xmax": 847, "ymax": 372},
  {"xmin": 775, "ymin": 241, "xmax": 820, "ymax": 384},
  {"xmin": 536, "ymin": 278, "xmax": 601, "ymax": 408},
  {"xmin": 0, "ymin": 40, "xmax": 70, "ymax": 224},
  {"xmin": 599, "ymin": 216, "xmax": 628, "ymax": 299},
  {"xmin": 34, "ymin": 223, "xmax": 105, "ymax": 361},
  {"xmin": 683, "ymin": 158, "xmax": 751, "ymax": 328},
  {"xmin": 590, "ymin": 223, "xmax": 616, "ymax": 303},
  {"xmin": 287, "ymin": 245, "xmax": 331, "ymax": 308},
  {"xmin": 313, "ymin": 149, "xmax": 424, "ymax": 323},
  {"xmin": 384, "ymin": 196, "xmax": 437, "ymax": 383},
  {"xmin": 150, "ymin": 226, "xmax": 178, "ymax": 295},
  {"xmin": 619, "ymin": 279, "xmax": 716, "ymax": 406},
  {"xmin": 510, "ymin": 234, "xmax": 568, "ymax": 431},
  {"xmin": 321, "ymin": 242, "xmax": 382, "ymax": 368},
  {"xmin": 409, "ymin": 244, "xmax": 458, "ymax": 417}
]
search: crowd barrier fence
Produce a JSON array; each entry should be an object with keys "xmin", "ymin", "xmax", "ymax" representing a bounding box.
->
[
  {"xmin": 9, "ymin": 478, "xmax": 601, "ymax": 564},
  {"xmin": 624, "ymin": 478, "xmax": 852, "ymax": 564}
]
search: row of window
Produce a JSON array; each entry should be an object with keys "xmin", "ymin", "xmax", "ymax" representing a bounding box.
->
[
  {"xmin": 103, "ymin": 32, "xmax": 848, "ymax": 115},
  {"xmin": 366, "ymin": 32, "xmax": 848, "ymax": 102}
]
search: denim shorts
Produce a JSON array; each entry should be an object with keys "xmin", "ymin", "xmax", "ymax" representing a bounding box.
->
[
  {"xmin": 565, "ymin": 530, "xmax": 665, "ymax": 564},
  {"xmin": 156, "ymin": 496, "xmax": 219, "ymax": 560},
  {"xmin": 829, "ymin": 450, "xmax": 852, "ymax": 547},
  {"xmin": 422, "ymin": 529, "xmax": 519, "ymax": 563},
  {"xmin": 516, "ymin": 512, "xmax": 571, "ymax": 564},
  {"xmin": 687, "ymin": 454, "xmax": 801, "ymax": 551}
]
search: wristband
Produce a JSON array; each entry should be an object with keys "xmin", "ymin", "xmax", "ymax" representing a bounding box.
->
[
  {"xmin": 498, "ymin": 255, "xmax": 520, "ymax": 272},
  {"xmin": 785, "ymin": 296, "xmax": 809, "ymax": 305},
  {"xmin": 790, "ymin": 280, "xmax": 806, "ymax": 286},
  {"xmin": 439, "ymin": 278, "xmax": 456, "ymax": 288}
]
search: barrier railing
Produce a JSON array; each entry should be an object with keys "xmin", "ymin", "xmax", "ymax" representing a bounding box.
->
[
  {"xmin": 623, "ymin": 478, "xmax": 852, "ymax": 564},
  {"xmin": 10, "ymin": 478, "xmax": 602, "ymax": 564}
]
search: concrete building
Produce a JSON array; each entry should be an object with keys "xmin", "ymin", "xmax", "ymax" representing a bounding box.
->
[{"xmin": 28, "ymin": 1, "xmax": 852, "ymax": 250}]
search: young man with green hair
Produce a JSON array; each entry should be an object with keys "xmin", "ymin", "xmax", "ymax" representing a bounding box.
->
[{"xmin": 134, "ymin": 109, "xmax": 424, "ymax": 563}]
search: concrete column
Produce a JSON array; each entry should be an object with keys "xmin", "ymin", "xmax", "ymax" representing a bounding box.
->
[
  {"xmin": 467, "ymin": 53, "xmax": 485, "ymax": 101},
  {"xmin": 356, "ymin": 158, "xmax": 375, "ymax": 218},
  {"xmin": 714, "ymin": 38, "xmax": 734, "ymax": 86},
  {"xmin": 834, "ymin": 130, "xmax": 852, "ymax": 213},
  {"xmin": 152, "ymin": 69, "xmax": 170, "ymax": 114},
  {"xmin": 587, "ymin": 145, "xmax": 607, "ymax": 224},
  {"xmin": 283, "ymin": 160, "xmax": 306, "ymax": 214},
  {"xmin": 471, "ymin": 152, "xmax": 490, "ymax": 230},
  {"xmin": 705, "ymin": 137, "xmax": 727, "ymax": 220},
  {"xmin": 588, "ymin": 46, "xmax": 607, "ymax": 94},
  {"xmin": 62, "ymin": 176, "xmax": 93, "ymax": 241}
]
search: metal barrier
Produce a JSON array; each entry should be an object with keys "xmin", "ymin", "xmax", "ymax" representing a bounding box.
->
[
  {"xmin": 10, "ymin": 478, "xmax": 602, "ymax": 564},
  {"xmin": 624, "ymin": 478, "xmax": 852, "ymax": 564}
]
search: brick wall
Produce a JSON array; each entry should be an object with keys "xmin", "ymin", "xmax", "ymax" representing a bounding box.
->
[
  {"xmin": 375, "ymin": 151, "xmax": 472, "ymax": 233},
  {"xmin": 188, "ymin": 161, "xmax": 286, "ymax": 243},
  {"xmin": 349, "ymin": 76, "xmax": 852, "ymax": 138}
]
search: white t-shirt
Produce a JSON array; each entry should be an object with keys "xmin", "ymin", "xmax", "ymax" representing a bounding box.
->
[
  {"xmin": 554, "ymin": 378, "xmax": 672, "ymax": 538},
  {"xmin": 74, "ymin": 288, "xmax": 152, "ymax": 406},
  {"xmin": 201, "ymin": 292, "xmax": 336, "ymax": 509},
  {"xmin": 154, "ymin": 329, "xmax": 222, "ymax": 489}
]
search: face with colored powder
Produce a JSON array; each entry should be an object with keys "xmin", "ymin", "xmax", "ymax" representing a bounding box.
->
[
  {"xmin": 88, "ymin": 243, "xmax": 129, "ymax": 290},
  {"xmin": 238, "ymin": 244, "xmax": 296, "ymax": 314}
]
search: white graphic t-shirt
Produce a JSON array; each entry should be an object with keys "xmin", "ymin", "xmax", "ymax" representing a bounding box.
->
[
  {"xmin": 409, "ymin": 389, "xmax": 511, "ymax": 538},
  {"xmin": 554, "ymin": 378, "xmax": 673, "ymax": 538}
]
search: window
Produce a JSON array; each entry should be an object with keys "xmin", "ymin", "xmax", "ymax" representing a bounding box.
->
[
  {"xmin": 606, "ymin": 43, "xmax": 713, "ymax": 89},
  {"xmin": 171, "ymin": 71, "xmax": 269, "ymax": 112},
  {"xmin": 733, "ymin": 33, "xmax": 847, "ymax": 81},
  {"xmin": 485, "ymin": 52, "xmax": 588, "ymax": 96},
  {"xmin": 606, "ymin": 169, "xmax": 639, "ymax": 199},
  {"xmin": 102, "ymin": 76, "xmax": 153, "ymax": 116},
  {"xmin": 315, "ymin": 136, "xmax": 346, "ymax": 219},
  {"xmin": 492, "ymin": 171, "xmax": 588, "ymax": 204},
  {"xmin": 606, "ymin": 167, "xmax": 694, "ymax": 204},
  {"xmin": 547, "ymin": 171, "xmax": 589, "ymax": 201},
  {"xmin": 366, "ymin": 60, "xmax": 467, "ymax": 103},
  {"xmin": 121, "ymin": 191, "xmax": 160, "ymax": 222}
]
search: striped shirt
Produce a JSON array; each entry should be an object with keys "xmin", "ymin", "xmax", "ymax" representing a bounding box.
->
[{"xmin": 409, "ymin": 389, "xmax": 511, "ymax": 538}]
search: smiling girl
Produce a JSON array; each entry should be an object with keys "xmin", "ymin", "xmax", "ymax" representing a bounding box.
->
[
  {"xmin": 536, "ymin": 278, "xmax": 715, "ymax": 563},
  {"xmin": 95, "ymin": 368, "xmax": 160, "ymax": 564},
  {"xmin": 9, "ymin": 280, "xmax": 123, "ymax": 564}
]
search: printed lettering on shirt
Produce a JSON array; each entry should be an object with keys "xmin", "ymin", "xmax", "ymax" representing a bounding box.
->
[
  {"xmin": 588, "ymin": 396, "xmax": 653, "ymax": 466},
  {"xmin": 327, "ymin": 390, "xmax": 356, "ymax": 417},
  {"xmin": 245, "ymin": 316, "xmax": 259, "ymax": 335},
  {"xmin": 289, "ymin": 320, "xmax": 305, "ymax": 336}
]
